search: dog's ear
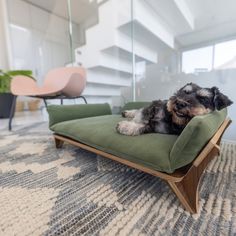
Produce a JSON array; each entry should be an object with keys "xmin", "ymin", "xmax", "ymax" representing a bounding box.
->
[{"xmin": 211, "ymin": 87, "xmax": 233, "ymax": 110}]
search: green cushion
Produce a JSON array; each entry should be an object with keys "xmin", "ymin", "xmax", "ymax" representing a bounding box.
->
[
  {"xmin": 50, "ymin": 108, "xmax": 227, "ymax": 173},
  {"xmin": 47, "ymin": 103, "xmax": 112, "ymax": 127},
  {"xmin": 121, "ymin": 102, "xmax": 151, "ymax": 111},
  {"xmin": 51, "ymin": 115, "xmax": 178, "ymax": 173},
  {"xmin": 170, "ymin": 108, "xmax": 227, "ymax": 170}
]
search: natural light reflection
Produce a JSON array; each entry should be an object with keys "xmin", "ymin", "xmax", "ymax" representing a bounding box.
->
[
  {"xmin": 182, "ymin": 46, "xmax": 213, "ymax": 74},
  {"xmin": 182, "ymin": 39, "xmax": 236, "ymax": 74},
  {"xmin": 214, "ymin": 39, "xmax": 236, "ymax": 69}
]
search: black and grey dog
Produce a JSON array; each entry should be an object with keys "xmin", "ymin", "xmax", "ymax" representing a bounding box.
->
[{"xmin": 116, "ymin": 83, "xmax": 233, "ymax": 136}]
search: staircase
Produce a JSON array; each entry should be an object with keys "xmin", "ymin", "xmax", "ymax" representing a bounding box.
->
[{"xmin": 74, "ymin": 0, "xmax": 194, "ymax": 105}]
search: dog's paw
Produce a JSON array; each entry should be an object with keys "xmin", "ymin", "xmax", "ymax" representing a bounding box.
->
[
  {"xmin": 116, "ymin": 121, "xmax": 127, "ymax": 134},
  {"xmin": 116, "ymin": 122, "xmax": 121, "ymax": 131},
  {"xmin": 121, "ymin": 111, "xmax": 131, "ymax": 118},
  {"xmin": 121, "ymin": 110, "xmax": 137, "ymax": 119},
  {"xmin": 116, "ymin": 121, "xmax": 144, "ymax": 136}
]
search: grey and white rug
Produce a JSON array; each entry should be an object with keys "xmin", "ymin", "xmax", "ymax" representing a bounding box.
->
[{"xmin": 0, "ymin": 123, "xmax": 235, "ymax": 236}]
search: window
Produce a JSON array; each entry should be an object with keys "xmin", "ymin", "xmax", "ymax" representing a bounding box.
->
[
  {"xmin": 214, "ymin": 39, "xmax": 236, "ymax": 69},
  {"xmin": 181, "ymin": 38, "xmax": 236, "ymax": 73},
  {"xmin": 182, "ymin": 46, "xmax": 213, "ymax": 74}
]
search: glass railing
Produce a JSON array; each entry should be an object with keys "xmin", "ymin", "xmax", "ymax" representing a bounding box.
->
[{"xmin": 6, "ymin": 0, "xmax": 133, "ymax": 110}]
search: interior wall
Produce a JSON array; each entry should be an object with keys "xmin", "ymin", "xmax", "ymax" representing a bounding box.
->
[
  {"xmin": 6, "ymin": 0, "xmax": 77, "ymax": 82},
  {"xmin": 0, "ymin": 0, "xmax": 10, "ymax": 70},
  {"xmin": 77, "ymin": 14, "xmax": 98, "ymax": 47}
]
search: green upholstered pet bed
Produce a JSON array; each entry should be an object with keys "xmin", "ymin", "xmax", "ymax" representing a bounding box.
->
[{"xmin": 47, "ymin": 102, "xmax": 231, "ymax": 213}]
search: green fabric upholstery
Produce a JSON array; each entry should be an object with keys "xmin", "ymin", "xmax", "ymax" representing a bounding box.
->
[
  {"xmin": 48, "ymin": 103, "xmax": 227, "ymax": 173},
  {"xmin": 47, "ymin": 103, "xmax": 112, "ymax": 127},
  {"xmin": 51, "ymin": 115, "xmax": 178, "ymax": 173},
  {"xmin": 121, "ymin": 102, "xmax": 151, "ymax": 111},
  {"xmin": 170, "ymin": 108, "xmax": 227, "ymax": 170}
]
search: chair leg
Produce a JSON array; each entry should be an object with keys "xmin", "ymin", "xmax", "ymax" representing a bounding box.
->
[
  {"xmin": 43, "ymin": 98, "xmax": 48, "ymax": 107},
  {"xmin": 8, "ymin": 95, "xmax": 17, "ymax": 131},
  {"xmin": 54, "ymin": 137, "xmax": 64, "ymax": 148},
  {"xmin": 80, "ymin": 96, "xmax": 87, "ymax": 104}
]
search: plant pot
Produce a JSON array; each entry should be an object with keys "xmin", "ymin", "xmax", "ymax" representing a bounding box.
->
[
  {"xmin": 28, "ymin": 99, "xmax": 40, "ymax": 111},
  {"xmin": 15, "ymin": 101, "xmax": 25, "ymax": 112},
  {"xmin": 0, "ymin": 93, "xmax": 14, "ymax": 118}
]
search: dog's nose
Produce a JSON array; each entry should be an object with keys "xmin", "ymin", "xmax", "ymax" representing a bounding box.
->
[{"xmin": 176, "ymin": 101, "xmax": 187, "ymax": 109}]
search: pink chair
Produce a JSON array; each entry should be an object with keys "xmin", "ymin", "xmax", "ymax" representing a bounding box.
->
[{"xmin": 9, "ymin": 67, "xmax": 87, "ymax": 130}]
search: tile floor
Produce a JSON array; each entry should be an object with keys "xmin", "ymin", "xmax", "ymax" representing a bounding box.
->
[{"xmin": 0, "ymin": 109, "xmax": 48, "ymax": 131}]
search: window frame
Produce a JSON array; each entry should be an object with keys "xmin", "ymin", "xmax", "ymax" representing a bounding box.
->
[{"xmin": 180, "ymin": 36, "xmax": 236, "ymax": 73}]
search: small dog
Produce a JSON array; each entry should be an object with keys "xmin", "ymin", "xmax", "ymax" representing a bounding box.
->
[{"xmin": 116, "ymin": 83, "xmax": 233, "ymax": 136}]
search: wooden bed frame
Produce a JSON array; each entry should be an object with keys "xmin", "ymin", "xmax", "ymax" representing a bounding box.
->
[{"xmin": 53, "ymin": 118, "xmax": 231, "ymax": 214}]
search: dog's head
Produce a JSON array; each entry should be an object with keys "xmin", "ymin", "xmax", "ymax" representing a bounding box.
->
[{"xmin": 167, "ymin": 83, "xmax": 233, "ymax": 126}]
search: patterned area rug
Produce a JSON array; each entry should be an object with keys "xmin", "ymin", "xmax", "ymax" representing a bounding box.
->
[{"xmin": 0, "ymin": 123, "xmax": 235, "ymax": 236}]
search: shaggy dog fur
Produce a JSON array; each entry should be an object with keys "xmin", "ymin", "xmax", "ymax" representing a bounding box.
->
[{"xmin": 116, "ymin": 83, "xmax": 233, "ymax": 136}]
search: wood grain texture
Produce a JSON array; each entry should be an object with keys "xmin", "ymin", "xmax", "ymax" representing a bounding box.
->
[
  {"xmin": 53, "ymin": 134, "xmax": 183, "ymax": 182},
  {"xmin": 53, "ymin": 118, "xmax": 231, "ymax": 213},
  {"xmin": 168, "ymin": 119, "xmax": 231, "ymax": 213}
]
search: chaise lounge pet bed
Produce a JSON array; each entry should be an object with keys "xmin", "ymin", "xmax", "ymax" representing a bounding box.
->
[{"xmin": 47, "ymin": 102, "xmax": 231, "ymax": 213}]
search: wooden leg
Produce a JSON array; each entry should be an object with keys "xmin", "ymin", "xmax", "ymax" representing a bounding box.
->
[
  {"xmin": 167, "ymin": 146, "xmax": 219, "ymax": 214},
  {"xmin": 55, "ymin": 137, "xmax": 64, "ymax": 148},
  {"xmin": 168, "ymin": 167, "xmax": 199, "ymax": 214}
]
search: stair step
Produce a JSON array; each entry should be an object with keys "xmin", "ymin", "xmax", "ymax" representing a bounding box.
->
[
  {"xmin": 83, "ymin": 83, "xmax": 121, "ymax": 96},
  {"xmin": 75, "ymin": 48, "xmax": 134, "ymax": 74},
  {"xmin": 87, "ymin": 80, "xmax": 130, "ymax": 87},
  {"xmin": 145, "ymin": 0, "xmax": 194, "ymax": 35},
  {"xmin": 102, "ymin": 45, "xmax": 154, "ymax": 64},
  {"xmin": 73, "ymin": 0, "xmax": 186, "ymax": 107},
  {"xmin": 103, "ymin": 31, "xmax": 158, "ymax": 63},
  {"xmin": 118, "ymin": 20, "xmax": 172, "ymax": 53},
  {"xmin": 82, "ymin": 95, "xmax": 113, "ymax": 104},
  {"xmin": 113, "ymin": 0, "xmax": 175, "ymax": 48},
  {"xmin": 87, "ymin": 68, "xmax": 131, "ymax": 87},
  {"xmin": 76, "ymin": 25, "xmax": 157, "ymax": 64},
  {"xmin": 134, "ymin": 0, "xmax": 174, "ymax": 48}
]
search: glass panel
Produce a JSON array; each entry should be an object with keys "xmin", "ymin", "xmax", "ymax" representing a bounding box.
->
[
  {"xmin": 7, "ymin": 0, "xmax": 71, "ymax": 85},
  {"xmin": 131, "ymin": 0, "xmax": 235, "ymax": 140},
  {"xmin": 6, "ymin": 0, "xmax": 133, "ymax": 110},
  {"xmin": 214, "ymin": 39, "xmax": 236, "ymax": 69},
  {"xmin": 182, "ymin": 46, "xmax": 213, "ymax": 74},
  {"xmin": 70, "ymin": 0, "xmax": 133, "ymax": 110}
]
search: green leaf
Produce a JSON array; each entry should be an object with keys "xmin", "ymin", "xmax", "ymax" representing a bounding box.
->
[{"xmin": 0, "ymin": 69, "xmax": 34, "ymax": 93}]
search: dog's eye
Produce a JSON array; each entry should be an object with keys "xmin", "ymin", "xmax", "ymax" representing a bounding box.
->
[
  {"xmin": 198, "ymin": 96, "xmax": 209, "ymax": 103},
  {"xmin": 184, "ymin": 90, "xmax": 191, "ymax": 94}
]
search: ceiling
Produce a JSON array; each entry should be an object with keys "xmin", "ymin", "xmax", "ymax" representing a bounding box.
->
[
  {"xmin": 186, "ymin": 0, "xmax": 236, "ymax": 30},
  {"xmin": 178, "ymin": 0, "xmax": 236, "ymax": 47},
  {"xmin": 23, "ymin": 0, "xmax": 236, "ymax": 48},
  {"xmin": 23, "ymin": 0, "xmax": 98, "ymax": 24},
  {"xmin": 146, "ymin": 0, "xmax": 236, "ymax": 48}
]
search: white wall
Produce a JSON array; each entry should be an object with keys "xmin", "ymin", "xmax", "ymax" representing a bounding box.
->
[
  {"xmin": 76, "ymin": 14, "xmax": 98, "ymax": 47},
  {"xmin": 0, "ymin": 0, "xmax": 10, "ymax": 70},
  {"xmin": 6, "ymin": 0, "xmax": 76, "ymax": 83}
]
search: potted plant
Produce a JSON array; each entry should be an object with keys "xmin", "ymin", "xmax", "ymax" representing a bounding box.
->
[
  {"xmin": 0, "ymin": 70, "xmax": 33, "ymax": 118},
  {"xmin": 28, "ymin": 99, "xmax": 41, "ymax": 111}
]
